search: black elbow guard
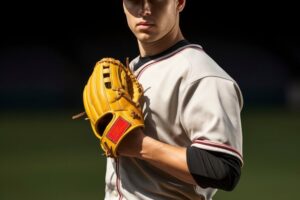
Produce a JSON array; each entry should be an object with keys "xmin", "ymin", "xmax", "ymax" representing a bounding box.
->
[{"xmin": 186, "ymin": 146, "xmax": 242, "ymax": 191}]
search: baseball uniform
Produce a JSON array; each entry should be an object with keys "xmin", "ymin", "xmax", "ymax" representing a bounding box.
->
[{"xmin": 104, "ymin": 40, "xmax": 243, "ymax": 200}]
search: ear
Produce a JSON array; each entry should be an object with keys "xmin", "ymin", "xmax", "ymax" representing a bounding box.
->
[{"xmin": 177, "ymin": 0, "xmax": 186, "ymax": 12}]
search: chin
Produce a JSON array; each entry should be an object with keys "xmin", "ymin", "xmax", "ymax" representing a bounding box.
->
[{"xmin": 136, "ymin": 33, "xmax": 157, "ymax": 43}]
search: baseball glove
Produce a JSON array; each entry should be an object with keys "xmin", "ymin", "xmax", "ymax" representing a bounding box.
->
[{"xmin": 82, "ymin": 57, "xmax": 144, "ymax": 157}]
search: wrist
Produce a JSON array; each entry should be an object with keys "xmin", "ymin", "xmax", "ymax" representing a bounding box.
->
[{"xmin": 117, "ymin": 128, "xmax": 146, "ymax": 157}]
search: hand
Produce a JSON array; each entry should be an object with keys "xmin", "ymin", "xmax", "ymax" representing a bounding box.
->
[{"xmin": 81, "ymin": 57, "xmax": 144, "ymax": 157}]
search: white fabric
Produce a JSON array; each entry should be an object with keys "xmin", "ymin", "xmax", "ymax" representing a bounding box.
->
[{"xmin": 104, "ymin": 44, "xmax": 243, "ymax": 200}]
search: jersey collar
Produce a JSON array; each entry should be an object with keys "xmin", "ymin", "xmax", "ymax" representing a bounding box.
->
[{"xmin": 134, "ymin": 40, "xmax": 190, "ymax": 71}]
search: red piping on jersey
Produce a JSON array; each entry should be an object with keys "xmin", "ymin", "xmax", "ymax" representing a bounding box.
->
[
  {"xmin": 136, "ymin": 44, "xmax": 203, "ymax": 79},
  {"xmin": 115, "ymin": 158, "xmax": 123, "ymax": 200},
  {"xmin": 192, "ymin": 139, "xmax": 243, "ymax": 163}
]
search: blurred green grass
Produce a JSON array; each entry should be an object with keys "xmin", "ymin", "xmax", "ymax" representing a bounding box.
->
[{"xmin": 0, "ymin": 108, "xmax": 299, "ymax": 200}]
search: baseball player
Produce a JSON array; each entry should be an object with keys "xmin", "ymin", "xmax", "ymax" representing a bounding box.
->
[{"xmin": 95, "ymin": 0, "xmax": 243, "ymax": 199}]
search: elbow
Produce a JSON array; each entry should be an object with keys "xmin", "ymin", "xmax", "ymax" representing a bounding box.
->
[
  {"xmin": 221, "ymin": 175, "xmax": 240, "ymax": 191},
  {"xmin": 187, "ymin": 146, "xmax": 243, "ymax": 191},
  {"xmin": 194, "ymin": 164, "xmax": 242, "ymax": 191},
  {"xmin": 219, "ymin": 166, "xmax": 241, "ymax": 191}
]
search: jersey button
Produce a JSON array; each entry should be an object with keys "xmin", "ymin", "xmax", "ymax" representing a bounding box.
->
[{"xmin": 113, "ymin": 190, "xmax": 119, "ymax": 197}]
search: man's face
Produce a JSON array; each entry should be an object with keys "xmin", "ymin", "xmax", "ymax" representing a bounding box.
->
[{"xmin": 123, "ymin": 0, "xmax": 182, "ymax": 43}]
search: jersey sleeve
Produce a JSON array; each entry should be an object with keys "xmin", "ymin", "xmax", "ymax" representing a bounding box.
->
[{"xmin": 179, "ymin": 76, "xmax": 243, "ymax": 164}]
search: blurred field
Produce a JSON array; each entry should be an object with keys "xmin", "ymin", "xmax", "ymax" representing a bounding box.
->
[{"xmin": 0, "ymin": 107, "xmax": 299, "ymax": 200}]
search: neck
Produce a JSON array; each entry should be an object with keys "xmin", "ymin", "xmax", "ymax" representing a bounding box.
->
[{"xmin": 137, "ymin": 26, "xmax": 184, "ymax": 57}]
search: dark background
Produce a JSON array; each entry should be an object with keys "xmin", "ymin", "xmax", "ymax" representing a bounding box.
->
[
  {"xmin": 1, "ymin": 1, "xmax": 299, "ymax": 110},
  {"xmin": 1, "ymin": 1, "xmax": 299, "ymax": 200}
]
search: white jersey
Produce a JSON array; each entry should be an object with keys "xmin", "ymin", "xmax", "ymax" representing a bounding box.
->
[{"xmin": 104, "ymin": 43, "xmax": 243, "ymax": 200}]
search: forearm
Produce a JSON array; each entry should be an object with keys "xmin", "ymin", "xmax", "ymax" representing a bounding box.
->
[
  {"xmin": 138, "ymin": 136, "xmax": 197, "ymax": 185},
  {"xmin": 118, "ymin": 129, "xmax": 197, "ymax": 185},
  {"xmin": 118, "ymin": 129, "xmax": 242, "ymax": 190}
]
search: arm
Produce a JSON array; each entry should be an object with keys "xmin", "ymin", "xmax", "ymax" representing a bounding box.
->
[
  {"xmin": 118, "ymin": 128, "xmax": 196, "ymax": 185},
  {"xmin": 118, "ymin": 128, "xmax": 242, "ymax": 190}
]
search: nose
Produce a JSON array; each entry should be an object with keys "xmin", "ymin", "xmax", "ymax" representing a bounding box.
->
[{"xmin": 138, "ymin": 0, "xmax": 151, "ymax": 17}]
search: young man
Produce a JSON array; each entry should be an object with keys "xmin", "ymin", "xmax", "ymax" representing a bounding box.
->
[{"xmin": 105, "ymin": 0, "xmax": 244, "ymax": 199}]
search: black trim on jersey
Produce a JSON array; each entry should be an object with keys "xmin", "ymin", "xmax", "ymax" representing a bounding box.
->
[
  {"xmin": 186, "ymin": 146, "xmax": 242, "ymax": 191},
  {"xmin": 133, "ymin": 40, "xmax": 190, "ymax": 71}
]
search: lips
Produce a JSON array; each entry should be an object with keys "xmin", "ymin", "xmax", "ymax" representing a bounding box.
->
[
  {"xmin": 137, "ymin": 21, "xmax": 154, "ymax": 27},
  {"xmin": 137, "ymin": 22, "xmax": 152, "ymax": 25}
]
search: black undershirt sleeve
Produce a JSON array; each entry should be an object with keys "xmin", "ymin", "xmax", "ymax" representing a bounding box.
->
[{"xmin": 186, "ymin": 146, "xmax": 242, "ymax": 191}]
